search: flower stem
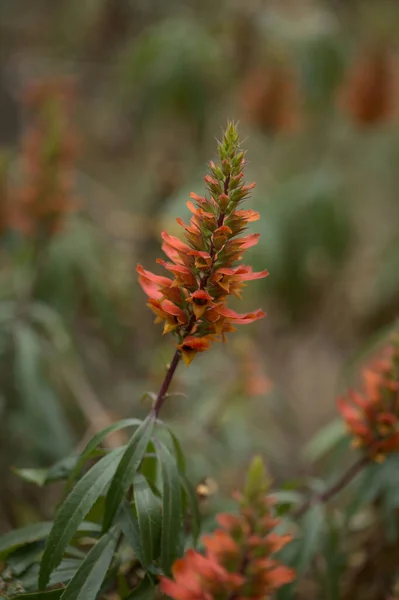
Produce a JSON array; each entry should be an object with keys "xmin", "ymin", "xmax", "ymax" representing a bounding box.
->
[
  {"xmin": 152, "ymin": 349, "xmax": 182, "ymax": 418},
  {"xmin": 294, "ymin": 454, "xmax": 370, "ymax": 518}
]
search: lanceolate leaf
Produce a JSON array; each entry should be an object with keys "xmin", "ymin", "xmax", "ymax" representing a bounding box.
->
[
  {"xmin": 0, "ymin": 522, "xmax": 52, "ymax": 558},
  {"xmin": 117, "ymin": 501, "xmax": 144, "ymax": 565},
  {"xmin": 156, "ymin": 441, "xmax": 183, "ymax": 575},
  {"xmin": 134, "ymin": 474, "xmax": 162, "ymax": 566},
  {"xmin": 168, "ymin": 429, "xmax": 186, "ymax": 474},
  {"xmin": 69, "ymin": 419, "xmax": 143, "ymax": 483},
  {"xmin": 39, "ymin": 447, "xmax": 124, "ymax": 590},
  {"xmin": 103, "ymin": 416, "xmax": 155, "ymax": 532},
  {"xmin": 297, "ymin": 504, "xmax": 325, "ymax": 574},
  {"xmin": 59, "ymin": 529, "xmax": 118, "ymax": 600}
]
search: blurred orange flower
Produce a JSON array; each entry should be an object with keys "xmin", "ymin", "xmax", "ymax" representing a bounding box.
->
[
  {"xmin": 160, "ymin": 480, "xmax": 294, "ymax": 600},
  {"xmin": 13, "ymin": 78, "xmax": 78, "ymax": 238},
  {"xmin": 240, "ymin": 63, "xmax": 302, "ymax": 135},
  {"xmin": 337, "ymin": 341, "xmax": 399, "ymax": 461},
  {"xmin": 338, "ymin": 45, "xmax": 399, "ymax": 126}
]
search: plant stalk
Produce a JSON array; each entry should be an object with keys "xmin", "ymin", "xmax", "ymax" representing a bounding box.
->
[
  {"xmin": 152, "ymin": 349, "xmax": 182, "ymax": 418},
  {"xmin": 294, "ymin": 454, "xmax": 370, "ymax": 518}
]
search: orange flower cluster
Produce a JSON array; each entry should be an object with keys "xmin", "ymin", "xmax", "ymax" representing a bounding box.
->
[
  {"xmin": 337, "ymin": 342, "xmax": 399, "ymax": 461},
  {"xmin": 14, "ymin": 78, "xmax": 77, "ymax": 238},
  {"xmin": 160, "ymin": 468, "xmax": 294, "ymax": 600},
  {"xmin": 137, "ymin": 123, "xmax": 268, "ymax": 366}
]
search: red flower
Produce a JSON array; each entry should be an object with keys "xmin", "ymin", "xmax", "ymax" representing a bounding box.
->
[
  {"xmin": 337, "ymin": 342, "xmax": 399, "ymax": 461},
  {"xmin": 137, "ymin": 123, "xmax": 267, "ymax": 365},
  {"xmin": 177, "ymin": 336, "xmax": 212, "ymax": 366}
]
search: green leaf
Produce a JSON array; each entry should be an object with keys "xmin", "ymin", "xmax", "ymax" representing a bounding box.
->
[
  {"xmin": 156, "ymin": 441, "xmax": 183, "ymax": 575},
  {"xmin": 11, "ymin": 468, "xmax": 49, "ymax": 487},
  {"xmin": 13, "ymin": 324, "xmax": 73, "ymax": 459},
  {"xmin": 180, "ymin": 474, "xmax": 200, "ymax": 546},
  {"xmin": 134, "ymin": 475, "xmax": 162, "ymax": 567},
  {"xmin": 12, "ymin": 456, "xmax": 78, "ymax": 487},
  {"xmin": 69, "ymin": 419, "xmax": 143, "ymax": 483},
  {"xmin": 39, "ymin": 447, "xmax": 124, "ymax": 589},
  {"xmin": 103, "ymin": 416, "xmax": 155, "ymax": 532},
  {"xmin": 49, "ymin": 559, "xmax": 83, "ymax": 586},
  {"xmin": 125, "ymin": 576, "xmax": 155, "ymax": 600},
  {"xmin": 59, "ymin": 529, "xmax": 118, "ymax": 600},
  {"xmin": 302, "ymin": 420, "xmax": 346, "ymax": 463},
  {"xmin": 168, "ymin": 429, "xmax": 186, "ymax": 474},
  {"xmin": 297, "ymin": 504, "xmax": 325, "ymax": 574},
  {"xmin": 9, "ymin": 591, "xmax": 62, "ymax": 600},
  {"xmin": 0, "ymin": 523, "xmax": 53, "ymax": 558},
  {"xmin": 117, "ymin": 501, "xmax": 144, "ymax": 565}
]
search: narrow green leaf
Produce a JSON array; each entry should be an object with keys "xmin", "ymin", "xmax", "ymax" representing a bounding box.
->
[
  {"xmin": 156, "ymin": 441, "xmax": 183, "ymax": 575},
  {"xmin": 117, "ymin": 501, "xmax": 144, "ymax": 565},
  {"xmin": 302, "ymin": 420, "xmax": 346, "ymax": 463},
  {"xmin": 125, "ymin": 576, "xmax": 155, "ymax": 600},
  {"xmin": 297, "ymin": 504, "xmax": 325, "ymax": 574},
  {"xmin": 0, "ymin": 523, "xmax": 52, "ymax": 558},
  {"xmin": 50, "ymin": 559, "xmax": 83, "ymax": 586},
  {"xmin": 69, "ymin": 419, "xmax": 143, "ymax": 483},
  {"xmin": 134, "ymin": 475, "xmax": 162, "ymax": 566},
  {"xmin": 168, "ymin": 429, "xmax": 186, "ymax": 474},
  {"xmin": 103, "ymin": 416, "xmax": 155, "ymax": 532},
  {"xmin": 39, "ymin": 447, "xmax": 124, "ymax": 589},
  {"xmin": 59, "ymin": 529, "xmax": 118, "ymax": 600},
  {"xmin": 180, "ymin": 474, "xmax": 200, "ymax": 546}
]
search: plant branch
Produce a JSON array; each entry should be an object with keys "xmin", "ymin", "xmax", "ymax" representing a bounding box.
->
[
  {"xmin": 152, "ymin": 349, "xmax": 182, "ymax": 418},
  {"xmin": 294, "ymin": 454, "xmax": 370, "ymax": 518}
]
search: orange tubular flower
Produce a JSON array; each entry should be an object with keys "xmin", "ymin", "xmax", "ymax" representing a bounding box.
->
[
  {"xmin": 160, "ymin": 458, "xmax": 295, "ymax": 600},
  {"xmin": 337, "ymin": 341, "xmax": 399, "ymax": 461},
  {"xmin": 137, "ymin": 122, "xmax": 268, "ymax": 365}
]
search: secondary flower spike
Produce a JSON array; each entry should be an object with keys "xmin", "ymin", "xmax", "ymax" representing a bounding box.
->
[
  {"xmin": 137, "ymin": 122, "xmax": 268, "ymax": 366},
  {"xmin": 337, "ymin": 339, "xmax": 399, "ymax": 462},
  {"xmin": 160, "ymin": 457, "xmax": 295, "ymax": 600}
]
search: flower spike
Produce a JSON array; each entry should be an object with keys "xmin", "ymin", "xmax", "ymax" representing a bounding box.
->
[{"xmin": 137, "ymin": 122, "xmax": 267, "ymax": 365}]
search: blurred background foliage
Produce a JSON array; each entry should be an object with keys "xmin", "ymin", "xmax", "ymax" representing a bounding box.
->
[{"xmin": 1, "ymin": 0, "xmax": 399, "ymax": 597}]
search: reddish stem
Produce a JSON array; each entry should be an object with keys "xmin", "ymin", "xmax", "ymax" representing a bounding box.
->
[
  {"xmin": 152, "ymin": 349, "xmax": 182, "ymax": 418},
  {"xmin": 294, "ymin": 454, "xmax": 370, "ymax": 518}
]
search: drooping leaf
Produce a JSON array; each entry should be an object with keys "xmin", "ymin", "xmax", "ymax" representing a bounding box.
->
[
  {"xmin": 69, "ymin": 418, "xmax": 143, "ymax": 483},
  {"xmin": 59, "ymin": 529, "xmax": 118, "ymax": 600},
  {"xmin": 103, "ymin": 415, "xmax": 155, "ymax": 532},
  {"xmin": 155, "ymin": 441, "xmax": 183, "ymax": 575},
  {"xmin": 134, "ymin": 474, "xmax": 162, "ymax": 567},
  {"xmin": 0, "ymin": 523, "xmax": 53, "ymax": 559},
  {"xmin": 125, "ymin": 576, "xmax": 155, "ymax": 600},
  {"xmin": 39, "ymin": 447, "xmax": 124, "ymax": 589}
]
